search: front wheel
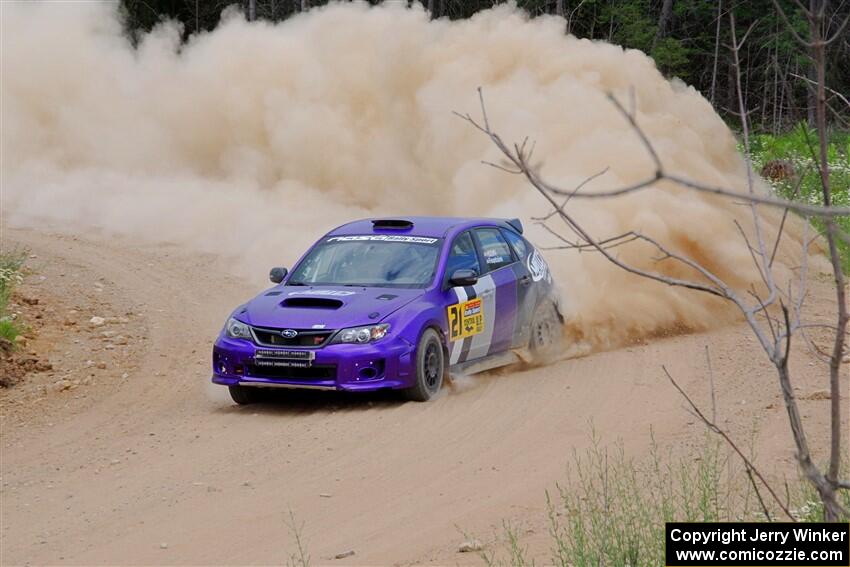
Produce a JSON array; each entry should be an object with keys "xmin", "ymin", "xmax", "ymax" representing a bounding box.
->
[
  {"xmin": 403, "ymin": 328, "xmax": 445, "ymax": 402},
  {"xmin": 229, "ymin": 384, "xmax": 265, "ymax": 405}
]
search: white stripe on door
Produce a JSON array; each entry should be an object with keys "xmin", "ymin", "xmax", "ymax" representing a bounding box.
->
[
  {"xmin": 466, "ymin": 274, "xmax": 496, "ymax": 361},
  {"xmin": 448, "ymin": 286, "xmax": 468, "ymax": 365}
]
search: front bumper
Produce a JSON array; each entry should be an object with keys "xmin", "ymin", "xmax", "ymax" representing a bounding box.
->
[{"xmin": 211, "ymin": 334, "xmax": 417, "ymax": 392}]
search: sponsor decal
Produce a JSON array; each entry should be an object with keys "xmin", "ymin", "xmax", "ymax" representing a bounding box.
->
[
  {"xmin": 527, "ymin": 248, "xmax": 551, "ymax": 282},
  {"xmin": 483, "ymin": 248, "xmax": 508, "ymax": 265},
  {"xmin": 288, "ymin": 289, "xmax": 356, "ymax": 296},
  {"xmin": 447, "ymin": 298, "xmax": 484, "ymax": 341},
  {"xmin": 254, "ymin": 349, "xmax": 314, "ymax": 360},
  {"xmin": 254, "ymin": 359, "xmax": 311, "ymax": 368},
  {"xmin": 311, "ymin": 324, "xmax": 326, "ymax": 329},
  {"xmin": 326, "ymin": 235, "xmax": 438, "ymax": 244}
]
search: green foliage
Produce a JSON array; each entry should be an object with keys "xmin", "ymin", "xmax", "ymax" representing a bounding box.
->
[
  {"xmin": 749, "ymin": 125, "xmax": 850, "ymax": 273},
  {"xmin": 0, "ymin": 319, "xmax": 24, "ymax": 343},
  {"xmin": 0, "ymin": 250, "xmax": 26, "ymax": 305},
  {"xmin": 478, "ymin": 435, "xmax": 848, "ymax": 566},
  {"xmin": 544, "ymin": 436, "xmax": 752, "ymax": 567},
  {"xmin": 794, "ymin": 467, "xmax": 850, "ymax": 522},
  {"xmin": 651, "ymin": 36, "xmax": 691, "ymax": 78},
  {"xmin": 0, "ymin": 250, "xmax": 28, "ymax": 346}
]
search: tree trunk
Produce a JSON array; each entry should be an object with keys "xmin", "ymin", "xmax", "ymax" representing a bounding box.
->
[
  {"xmin": 806, "ymin": 0, "xmax": 818, "ymax": 126},
  {"xmin": 809, "ymin": 0, "xmax": 847, "ymax": 523},
  {"xmin": 709, "ymin": 0, "xmax": 722, "ymax": 104},
  {"xmin": 428, "ymin": 0, "xmax": 437, "ymax": 19},
  {"xmin": 727, "ymin": 57, "xmax": 736, "ymax": 119},
  {"xmin": 556, "ymin": 0, "xmax": 565, "ymax": 18},
  {"xmin": 301, "ymin": 0, "xmax": 309, "ymax": 12},
  {"xmin": 806, "ymin": 58, "xmax": 817, "ymax": 126},
  {"xmin": 652, "ymin": 0, "xmax": 675, "ymax": 49}
]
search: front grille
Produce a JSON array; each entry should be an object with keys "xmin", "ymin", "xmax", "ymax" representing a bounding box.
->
[
  {"xmin": 247, "ymin": 363, "xmax": 337, "ymax": 381},
  {"xmin": 251, "ymin": 327, "xmax": 334, "ymax": 347}
]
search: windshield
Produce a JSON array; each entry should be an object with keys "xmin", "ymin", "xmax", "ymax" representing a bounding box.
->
[{"xmin": 288, "ymin": 235, "xmax": 441, "ymax": 288}]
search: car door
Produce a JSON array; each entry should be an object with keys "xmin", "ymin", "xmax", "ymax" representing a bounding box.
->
[
  {"xmin": 444, "ymin": 231, "xmax": 484, "ymax": 366},
  {"xmin": 457, "ymin": 227, "xmax": 519, "ymax": 361},
  {"xmin": 445, "ymin": 231, "xmax": 495, "ymax": 365},
  {"xmin": 501, "ymin": 227, "xmax": 541, "ymax": 349}
]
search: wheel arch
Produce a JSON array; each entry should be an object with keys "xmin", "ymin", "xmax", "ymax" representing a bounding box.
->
[{"xmin": 418, "ymin": 318, "xmax": 449, "ymax": 356}]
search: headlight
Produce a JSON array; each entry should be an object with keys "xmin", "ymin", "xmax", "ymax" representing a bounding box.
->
[
  {"xmin": 331, "ymin": 323, "xmax": 389, "ymax": 344},
  {"xmin": 225, "ymin": 317, "xmax": 253, "ymax": 340}
]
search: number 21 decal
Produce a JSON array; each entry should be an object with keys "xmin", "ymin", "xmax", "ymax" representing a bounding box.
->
[{"xmin": 447, "ymin": 298, "xmax": 484, "ymax": 341}]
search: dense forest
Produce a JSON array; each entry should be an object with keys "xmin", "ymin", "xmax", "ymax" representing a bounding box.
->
[{"xmin": 120, "ymin": 0, "xmax": 849, "ymax": 134}]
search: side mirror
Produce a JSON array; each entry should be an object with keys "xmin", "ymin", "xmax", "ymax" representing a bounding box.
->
[
  {"xmin": 269, "ymin": 267, "xmax": 288, "ymax": 284},
  {"xmin": 450, "ymin": 268, "xmax": 478, "ymax": 287}
]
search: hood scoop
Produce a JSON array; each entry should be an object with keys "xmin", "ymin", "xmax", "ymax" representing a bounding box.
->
[{"xmin": 281, "ymin": 297, "xmax": 344, "ymax": 309}]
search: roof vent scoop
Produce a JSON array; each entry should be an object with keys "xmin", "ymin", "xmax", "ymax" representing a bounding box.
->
[{"xmin": 371, "ymin": 219, "xmax": 414, "ymax": 230}]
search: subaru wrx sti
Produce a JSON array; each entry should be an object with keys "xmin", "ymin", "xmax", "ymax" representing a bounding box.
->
[{"xmin": 212, "ymin": 217, "xmax": 561, "ymax": 403}]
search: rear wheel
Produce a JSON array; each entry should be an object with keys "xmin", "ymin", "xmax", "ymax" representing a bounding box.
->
[
  {"xmin": 403, "ymin": 328, "xmax": 445, "ymax": 402},
  {"xmin": 228, "ymin": 384, "xmax": 264, "ymax": 405},
  {"xmin": 530, "ymin": 300, "xmax": 562, "ymax": 361}
]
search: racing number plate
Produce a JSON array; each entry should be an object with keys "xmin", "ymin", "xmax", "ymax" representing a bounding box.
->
[
  {"xmin": 254, "ymin": 349, "xmax": 314, "ymax": 368},
  {"xmin": 447, "ymin": 298, "xmax": 484, "ymax": 342}
]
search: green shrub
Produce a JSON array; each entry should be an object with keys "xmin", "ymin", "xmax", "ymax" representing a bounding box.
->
[
  {"xmin": 479, "ymin": 433, "xmax": 848, "ymax": 566},
  {"xmin": 0, "ymin": 250, "xmax": 28, "ymax": 345},
  {"xmin": 749, "ymin": 125, "xmax": 850, "ymax": 273},
  {"xmin": 0, "ymin": 319, "xmax": 24, "ymax": 343}
]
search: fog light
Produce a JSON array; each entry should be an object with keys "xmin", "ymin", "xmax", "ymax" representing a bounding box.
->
[
  {"xmin": 359, "ymin": 366, "xmax": 378, "ymax": 380},
  {"xmin": 356, "ymin": 359, "xmax": 385, "ymax": 381}
]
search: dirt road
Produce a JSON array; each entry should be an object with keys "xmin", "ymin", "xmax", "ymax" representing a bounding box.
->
[{"xmin": 1, "ymin": 227, "xmax": 842, "ymax": 565}]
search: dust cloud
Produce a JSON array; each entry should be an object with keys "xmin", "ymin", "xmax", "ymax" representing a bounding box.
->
[{"xmin": 2, "ymin": 1, "xmax": 813, "ymax": 354}]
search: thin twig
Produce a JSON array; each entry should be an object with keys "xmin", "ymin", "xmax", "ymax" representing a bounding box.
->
[
  {"xmin": 705, "ymin": 345, "xmax": 717, "ymax": 423},
  {"xmin": 663, "ymin": 365, "xmax": 795, "ymax": 520}
]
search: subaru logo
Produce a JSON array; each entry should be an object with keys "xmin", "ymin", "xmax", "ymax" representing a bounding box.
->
[{"xmin": 281, "ymin": 329, "xmax": 298, "ymax": 338}]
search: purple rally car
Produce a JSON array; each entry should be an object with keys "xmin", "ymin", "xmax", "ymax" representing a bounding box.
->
[{"xmin": 212, "ymin": 217, "xmax": 562, "ymax": 403}]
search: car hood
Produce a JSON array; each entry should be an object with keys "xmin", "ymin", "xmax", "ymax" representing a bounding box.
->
[{"xmin": 237, "ymin": 285, "xmax": 424, "ymax": 330}]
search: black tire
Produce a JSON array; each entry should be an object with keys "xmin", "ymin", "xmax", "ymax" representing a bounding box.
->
[
  {"xmin": 529, "ymin": 300, "xmax": 562, "ymax": 360},
  {"xmin": 403, "ymin": 328, "xmax": 445, "ymax": 402},
  {"xmin": 229, "ymin": 384, "xmax": 264, "ymax": 405}
]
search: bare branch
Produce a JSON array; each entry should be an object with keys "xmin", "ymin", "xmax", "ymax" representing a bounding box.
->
[
  {"xmin": 705, "ymin": 345, "xmax": 717, "ymax": 423},
  {"xmin": 663, "ymin": 365, "xmax": 795, "ymax": 520},
  {"xmin": 789, "ymin": 72, "xmax": 850, "ymax": 110},
  {"xmin": 746, "ymin": 466, "xmax": 774, "ymax": 521},
  {"xmin": 458, "ymin": 75, "xmax": 847, "ymax": 518},
  {"xmin": 824, "ymin": 12, "xmax": 850, "ymax": 45},
  {"xmin": 517, "ymin": 93, "xmax": 850, "ymax": 218},
  {"xmin": 536, "ymin": 223, "xmax": 641, "ymax": 253},
  {"xmin": 771, "ymin": 0, "xmax": 813, "ymax": 47},
  {"xmin": 769, "ymin": 164, "xmax": 810, "ymax": 268},
  {"xmin": 533, "ymin": 167, "xmax": 610, "ymax": 221},
  {"xmin": 605, "ymin": 94, "xmax": 662, "ymax": 172}
]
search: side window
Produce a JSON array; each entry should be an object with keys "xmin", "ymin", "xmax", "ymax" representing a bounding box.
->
[
  {"xmin": 474, "ymin": 228, "xmax": 514, "ymax": 272},
  {"xmin": 501, "ymin": 229, "xmax": 528, "ymax": 259},
  {"xmin": 446, "ymin": 232, "xmax": 481, "ymax": 278}
]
